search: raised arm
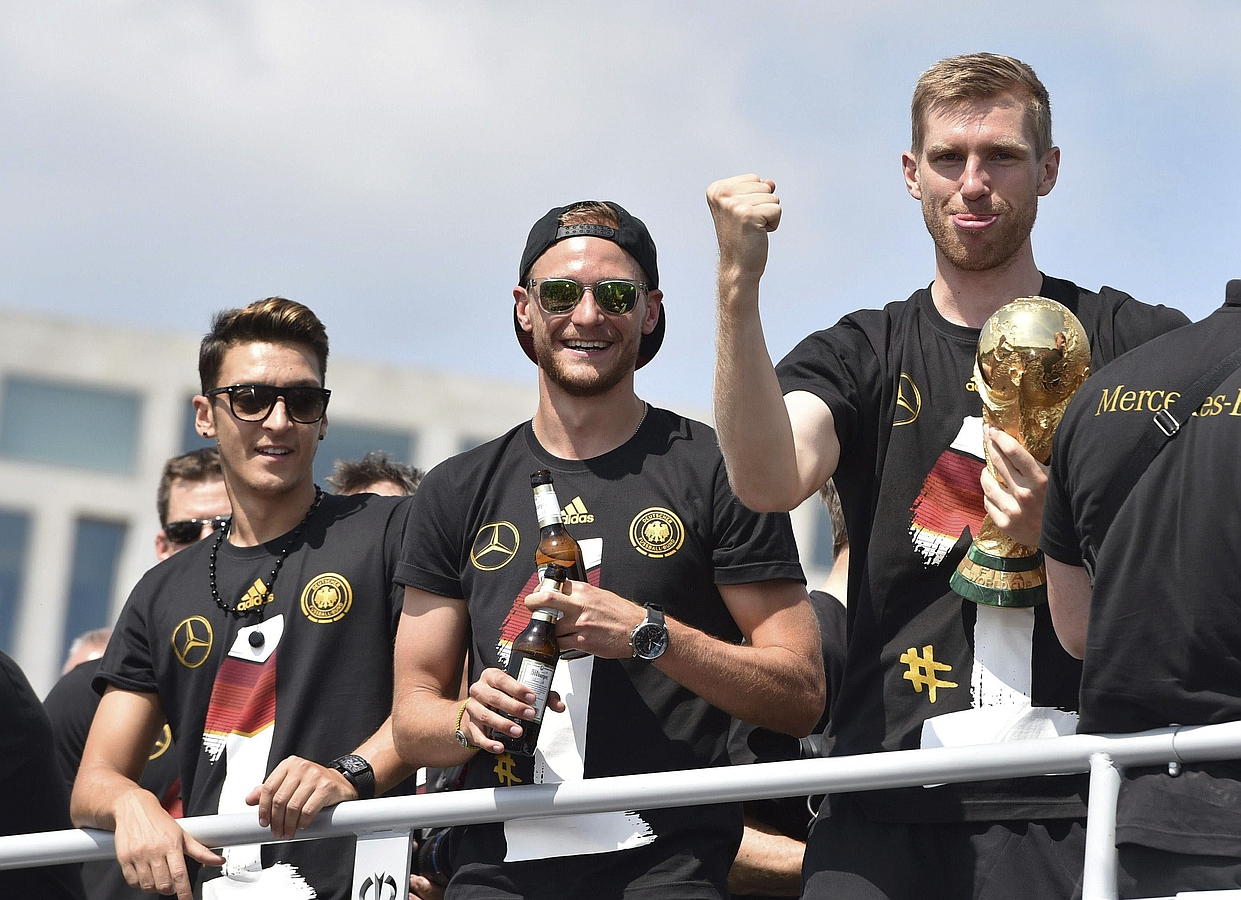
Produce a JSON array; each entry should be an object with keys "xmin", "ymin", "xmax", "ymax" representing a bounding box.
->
[
  {"xmin": 708, "ymin": 174, "xmax": 840, "ymax": 512},
  {"xmin": 72, "ymin": 687, "xmax": 224, "ymax": 900}
]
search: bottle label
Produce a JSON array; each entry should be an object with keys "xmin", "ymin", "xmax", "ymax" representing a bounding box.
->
[
  {"xmin": 533, "ymin": 484, "xmax": 562, "ymax": 527},
  {"xmin": 515, "ymin": 657, "xmax": 555, "ymax": 722}
]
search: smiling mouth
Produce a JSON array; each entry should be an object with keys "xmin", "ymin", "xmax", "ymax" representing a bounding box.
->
[
  {"xmin": 563, "ymin": 340, "xmax": 611, "ymax": 352},
  {"xmin": 257, "ymin": 447, "xmax": 292, "ymax": 458}
]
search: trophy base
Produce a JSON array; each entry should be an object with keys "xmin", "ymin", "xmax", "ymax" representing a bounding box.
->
[{"xmin": 950, "ymin": 545, "xmax": 1046, "ymax": 608}]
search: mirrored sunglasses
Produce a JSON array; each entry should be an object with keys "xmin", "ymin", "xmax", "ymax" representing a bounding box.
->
[
  {"xmin": 529, "ymin": 278, "xmax": 644, "ymax": 316},
  {"xmin": 205, "ymin": 384, "xmax": 331, "ymax": 424},
  {"xmin": 164, "ymin": 515, "xmax": 231, "ymax": 545}
]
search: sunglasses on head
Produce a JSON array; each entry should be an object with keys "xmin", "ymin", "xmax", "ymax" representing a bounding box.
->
[
  {"xmin": 205, "ymin": 384, "xmax": 331, "ymax": 424},
  {"xmin": 164, "ymin": 515, "xmax": 231, "ymax": 545},
  {"xmin": 528, "ymin": 278, "xmax": 645, "ymax": 316}
]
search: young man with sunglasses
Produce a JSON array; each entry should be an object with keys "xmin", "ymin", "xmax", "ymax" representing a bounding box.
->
[
  {"xmin": 392, "ymin": 201, "xmax": 825, "ymax": 899},
  {"xmin": 707, "ymin": 53, "xmax": 1188, "ymax": 898},
  {"xmin": 73, "ymin": 298, "xmax": 415, "ymax": 900}
]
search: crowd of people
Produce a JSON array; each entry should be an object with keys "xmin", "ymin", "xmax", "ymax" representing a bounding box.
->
[{"xmin": 1, "ymin": 48, "xmax": 1235, "ymax": 900}]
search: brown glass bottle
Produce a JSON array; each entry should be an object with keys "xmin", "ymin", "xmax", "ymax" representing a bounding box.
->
[
  {"xmin": 531, "ymin": 470, "xmax": 584, "ymax": 581},
  {"xmin": 489, "ymin": 564, "xmax": 566, "ymax": 756}
]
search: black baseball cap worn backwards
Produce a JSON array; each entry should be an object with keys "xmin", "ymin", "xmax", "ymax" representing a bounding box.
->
[{"xmin": 514, "ymin": 200, "xmax": 665, "ymax": 369}]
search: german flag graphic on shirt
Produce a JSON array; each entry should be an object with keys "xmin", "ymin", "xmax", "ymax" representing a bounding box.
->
[{"xmin": 909, "ymin": 417, "xmax": 986, "ymax": 567}]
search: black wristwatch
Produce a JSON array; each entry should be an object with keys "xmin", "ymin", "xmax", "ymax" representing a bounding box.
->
[
  {"xmin": 629, "ymin": 604, "xmax": 669, "ymax": 661},
  {"xmin": 330, "ymin": 753, "xmax": 376, "ymax": 800}
]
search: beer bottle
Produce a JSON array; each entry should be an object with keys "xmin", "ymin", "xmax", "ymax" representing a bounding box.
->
[
  {"xmin": 531, "ymin": 470, "xmax": 584, "ymax": 581},
  {"xmin": 490, "ymin": 564, "xmax": 566, "ymax": 756}
]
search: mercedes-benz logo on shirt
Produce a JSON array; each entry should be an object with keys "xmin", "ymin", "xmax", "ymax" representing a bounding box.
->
[
  {"xmin": 470, "ymin": 522, "xmax": 520, "ymax": 571},
  {"xmin": 171, "ymin": 616, "xmax": 213, "ymax": 668}
]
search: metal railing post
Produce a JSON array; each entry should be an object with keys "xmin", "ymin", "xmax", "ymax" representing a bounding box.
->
[{"xmin": 1082, "ymin": 751, "xmax": 1120, "ymax": 900}]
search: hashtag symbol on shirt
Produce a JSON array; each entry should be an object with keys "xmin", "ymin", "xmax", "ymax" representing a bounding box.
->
[
  {"xmin": 493, "ymin": 753, "xmax": 524, "ymax": 787},
  {"xmin": 899, "ymin": 644, "xmax": 958, "ymax": 703}
]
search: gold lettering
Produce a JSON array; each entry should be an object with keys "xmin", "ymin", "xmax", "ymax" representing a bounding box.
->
[
  {"xmin": 1149, "ymin": 390, "xmax": 1167, "ymax": 411},
  {"xmin": 1095, "ymin": 385, "xmax": 1125, "ymax": 415},
  {"xmin": 1117, "ymin": 390, "xmax": 1138, "ymax": 412},
  {"xmin": 1230, "ymin": 388, "xmax": 1241, "ymax": 417}
]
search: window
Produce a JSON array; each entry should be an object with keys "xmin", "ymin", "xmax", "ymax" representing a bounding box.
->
[
  {"xmin": 0, "ymin": 509, "xmax": 31, "ymax": 655},
  {"xmin": 62, "ymin": 518, "xmax": 128, "ymax": 660},
  {"xmin": 315, "ymin": 423, "xmax": 416, "ymax": 486},
  {"xmin": 0, "ymin": 376, "xmax": 142, "ymax": 474}
]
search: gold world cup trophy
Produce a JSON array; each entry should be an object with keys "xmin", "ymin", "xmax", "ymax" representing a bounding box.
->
[{"xmin": 950, "ymin": 296, "xmax": 1090, "ymax": 607}]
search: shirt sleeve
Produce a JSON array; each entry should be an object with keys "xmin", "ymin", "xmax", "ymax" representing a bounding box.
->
[
  {"xmin": 394, "ymin": 462, "xmax": 468, "ymax": 599},
  {"xmin": 709, "ymin": 454, "xmax": 805, "ymax": 585},
  {"xmin": 775, "ymin": 317, "xmax": 881, "ymax": 456},
  {"xmin": 1041, "ymin": 406, "xmax": 1086, "ymax": 567},
  {"xmin": 93, "ymin": 581, "xmax": 160, "ymax": 696}
]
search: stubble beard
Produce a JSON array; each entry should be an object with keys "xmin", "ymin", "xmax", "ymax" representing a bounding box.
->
[
  {"xmin": 532, "ymin": 329, "xmax": 638, "ymax": 398},
  {"xmin": 922, "ymin": 195, "xmax": 1038, "ymax": 273}
]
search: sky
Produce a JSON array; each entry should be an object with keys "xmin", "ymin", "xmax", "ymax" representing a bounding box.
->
[{"xmin": 3, "ymin": 1, "xmax": 1239, "ymax": 416}]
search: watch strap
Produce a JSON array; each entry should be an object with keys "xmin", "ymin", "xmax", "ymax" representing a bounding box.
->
[{"xmin": 330, "ymin": 754, "xmax": 376, "ymax": 801}]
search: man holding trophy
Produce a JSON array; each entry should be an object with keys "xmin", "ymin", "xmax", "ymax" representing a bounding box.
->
[{"xmin": 708, "ymin": 52, "xmax": 1187, "ymax": 898}]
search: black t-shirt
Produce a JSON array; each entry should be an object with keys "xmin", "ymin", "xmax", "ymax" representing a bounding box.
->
[
  {"xmin": 396, "ymin": 408, "xmax": 804, "ymax": 899},
  {"xmin": 45, "ymin": 658, "xmax": 181, "ymax": 900},
  {"xmin": 0, "ymin": 651, "xmax": 85, "ymax": 900},
  {"xmin": 776, "ymin": 276, "xmax": 1187, "ymax": 822},
  {"xmin": 1043, "ymin": 300, "xmax": 1241, "ymax": 853},
  {"xmin": 96, "ymin": 492, "xmax": 411, "ymax": 900}
]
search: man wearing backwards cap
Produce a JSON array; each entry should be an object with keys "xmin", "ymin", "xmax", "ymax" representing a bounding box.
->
[{"xmin": 392, "ymin": 200, "xmax": 825, "ymax": 898}]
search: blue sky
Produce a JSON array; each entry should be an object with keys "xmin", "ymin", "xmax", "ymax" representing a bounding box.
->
[{"xmin": 3, "ymin": 1, "xmax": 1238, "ymax": 415}]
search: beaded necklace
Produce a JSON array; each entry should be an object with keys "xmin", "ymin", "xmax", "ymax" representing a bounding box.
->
[{"xmin": 209, "ymin": 485, "xmax": 324, "ymax": 619}]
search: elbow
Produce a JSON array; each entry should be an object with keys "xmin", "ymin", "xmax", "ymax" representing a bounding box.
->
[
  {"xmin": 773, "ymin": 665, "xmax": 827, "ymax": 738},
  {"xmin": 729, "ymin": 479, "xmax": 801, "ymax": 515}
]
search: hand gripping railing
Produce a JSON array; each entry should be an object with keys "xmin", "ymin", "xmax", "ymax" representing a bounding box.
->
[{"xmin": 5, "ymin": 721, "xmax": 1241, "ymax": 900}]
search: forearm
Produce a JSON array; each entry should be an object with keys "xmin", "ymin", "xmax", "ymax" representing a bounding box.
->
[
  {"xmin": 352, "ymin": 716, "xmax": 419, "ymax": 795},
  {"xmin": 729, "ymin": 818, "xmax": 805, "ymax": 897},
  {"xmin": 656, "ymin": 615, "xmax": 824, "ymax": 736},
  {"xmin": 71, "ymin": 764, "xmax": 155, "ymax": 830},
  {"xmin": 393, "ymin": 687, "xmax": 479, "ymax": 769},
  {"xmin": 714, "ymin": 268, "xmax": 805, "ymax": 513}
]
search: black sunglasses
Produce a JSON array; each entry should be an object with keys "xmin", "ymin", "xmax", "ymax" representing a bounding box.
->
[
  {"xmin": 164, "ymin": 515, "xmax": 231, "ymax": 545},
  {"xmin": 528, "ymin": 278, "xmax": 644, "ymax": 316},
  {"xmin": 206, "ymin": 384, "xmax": 331, "ymax": 424}
]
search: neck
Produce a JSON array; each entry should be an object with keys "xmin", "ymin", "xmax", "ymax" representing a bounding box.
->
[
  {"xmin": 820, "ymin": 546, "xmax": 849, "ymax": 603},
  {"xmin": 930, "ymin": 245, "xmax": 1043, "ymax": 328},
  {"xmin": 532, "ymin": 378, "xmax": 647, "ymax": 461},
  {"xmin": 224, "ymin": 479, "xmax": 319, "ymax": 547}
]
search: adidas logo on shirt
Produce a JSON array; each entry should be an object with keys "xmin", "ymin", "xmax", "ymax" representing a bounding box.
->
[{"xmin": 561, "ymin": 496, "xmax": 595, "ymax": 525}]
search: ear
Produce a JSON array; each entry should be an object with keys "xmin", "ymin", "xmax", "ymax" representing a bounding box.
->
[
  {"xmin": 902, "ymin": 150, "xmax": 922, "ymax": 201},
  {"xmin": 193, "ymin": 393, "xmax": 216, "ymax": 439},
  {"xmin": 1036, "ymin": 146, "xmax": 1060, "ymax": 197},
  {"xmin": 641, "ymin": 289, "xmax": 663, "ymax": 335},
  {"xmin": 514, "ymin": 285, "xmax": 535, "ymax": 333},
  {"xmin": 154, "ymin": 531, "xmax": 174, "ymax": 562}
]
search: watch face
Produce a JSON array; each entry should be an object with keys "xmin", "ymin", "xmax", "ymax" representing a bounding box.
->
[
  {"xmin": 336, "ymin": 754, "xmax": 367, "ymax": 775},
  {"xmin": 632, "ymin": 623, "xmax": 669, "ymax": 660}
]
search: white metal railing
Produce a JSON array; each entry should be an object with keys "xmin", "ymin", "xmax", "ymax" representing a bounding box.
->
[{"xmin": 5, "ymin": 721, "xmax": 1241, "ymax": 900}]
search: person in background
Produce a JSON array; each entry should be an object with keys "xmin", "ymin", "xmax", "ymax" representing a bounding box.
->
[
  {"xmin": 708, "ymin": 51, "xmax": 1188, "ymax": 898},
  {"xmin": 327, "ymin": 450, "xmax": 422, "ymax": 497}
]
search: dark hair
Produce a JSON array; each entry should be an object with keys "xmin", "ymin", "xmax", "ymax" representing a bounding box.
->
[
  {"xmin": 818, "ymin": 479, "xmax": 848, "ymax": 558},
  {"xmin": 911, "ymin": 52, "xmax": 1052, "ymax": 157},
  {"xmin": 198, "ymin": 297, "xmax": 329, "ymax": 392},
  {"xmin": 157, "ymin": 446, "xmax": 223, "ymax": 525},
  {"xmin": 326, "ymin": 451, "xmax": 422, "ymax": 496}
]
